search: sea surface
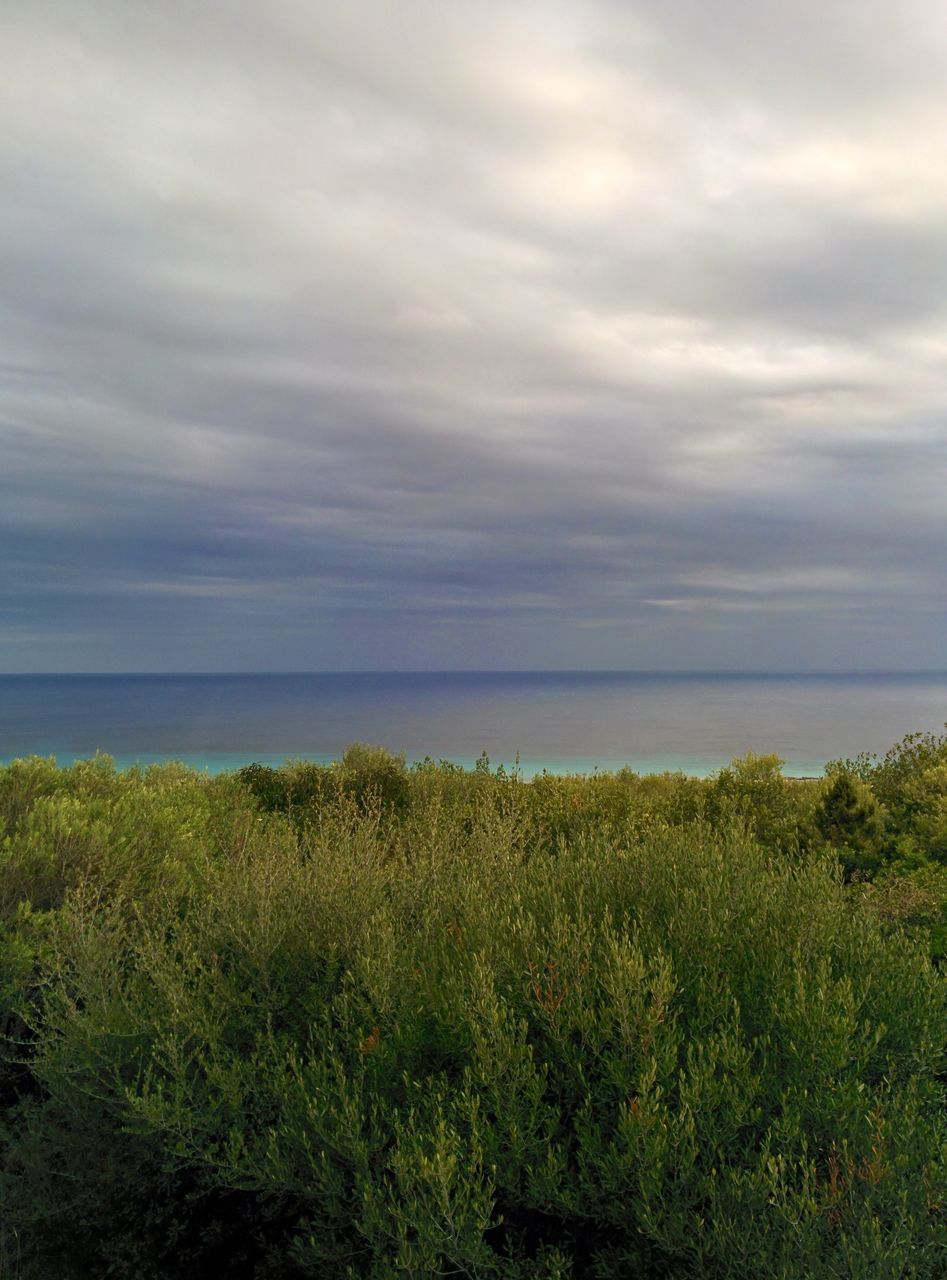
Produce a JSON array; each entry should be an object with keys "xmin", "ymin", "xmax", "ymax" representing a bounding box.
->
[{"xmin": 2, "ymin": 672, "xmax": 946, "ymax": 778}]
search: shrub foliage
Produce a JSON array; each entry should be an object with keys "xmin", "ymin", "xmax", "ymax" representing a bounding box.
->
[{"xmin": 2, "ymin": 742, "xmax": 947, "ymax": 1277}]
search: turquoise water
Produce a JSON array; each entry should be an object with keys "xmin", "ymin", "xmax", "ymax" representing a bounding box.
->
[
  {"xmin": 2, "ymin": 672, "xmax": 946, "ymax": 778},
  {"xmin": 6, "ymin": 750, "xmax": 754, "ymax": 780}
]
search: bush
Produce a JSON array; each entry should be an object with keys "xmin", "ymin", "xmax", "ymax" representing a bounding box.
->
[
  {"xmin": 340, "ymin": 743, "xmax": 410, "ymax": 815},
  {"xmin": 1, "ymin": 750, "xmax": 945, "ymax": 1277},
  {"xmin": 812, "ymin": 772, "xmax": 887, "ymax": 880},
  {"xmin": 706, "ymin": 752, "xmax": 806, "ymax": 852},
  {"xmin": 831, "ymin": 731, "xmax": 947, "ymax": 865}
]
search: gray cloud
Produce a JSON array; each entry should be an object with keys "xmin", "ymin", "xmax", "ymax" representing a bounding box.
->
[{"xmin": 1, "ymin": 0, "xmax": 946, "ymax": 671}]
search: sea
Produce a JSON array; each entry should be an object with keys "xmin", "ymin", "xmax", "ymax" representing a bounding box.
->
[{"xmin": 2, "ymin": 671, "xmax": 947, "ymax": 779}]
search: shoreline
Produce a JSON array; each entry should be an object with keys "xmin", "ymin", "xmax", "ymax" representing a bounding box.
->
[{"xmin": 0, "ymin": 749, "xmax": 830, "ymax": 781}]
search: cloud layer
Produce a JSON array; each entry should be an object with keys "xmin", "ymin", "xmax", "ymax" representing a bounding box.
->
[{"xmin": 2, "ymin": 0, "xmax": 946, "ymax": 670}]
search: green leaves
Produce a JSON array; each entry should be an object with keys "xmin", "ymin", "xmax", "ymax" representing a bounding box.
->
[{"xmin": 1, "ymin": 752, "xmax": 946, "ymax": 1276}]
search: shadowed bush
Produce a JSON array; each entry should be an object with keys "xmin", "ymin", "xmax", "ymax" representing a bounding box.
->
[{"xmin": 812, "ymin": 772, "xmax": 887, "ymax": 880}]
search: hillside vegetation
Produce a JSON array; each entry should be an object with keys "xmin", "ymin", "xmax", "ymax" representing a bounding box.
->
[{"xmin": 2, "ymin": 734, "xmax": 947, "ymax": 1277}]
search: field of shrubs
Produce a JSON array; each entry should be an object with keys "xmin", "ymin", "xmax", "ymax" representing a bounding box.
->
[{"xmin": 2, "ymin": 733, "xmax": 947, "ymax": 1277}]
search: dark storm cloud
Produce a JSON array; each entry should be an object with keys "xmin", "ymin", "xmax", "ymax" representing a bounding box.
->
[{"xmin": 1, "ymin": 0, "xmax": 946, "ymax": 670}]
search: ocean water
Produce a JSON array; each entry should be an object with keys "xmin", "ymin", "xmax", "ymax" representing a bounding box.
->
[{"xmin": 1, "ymin": 671, "xmax": 946, "ymax": 778}]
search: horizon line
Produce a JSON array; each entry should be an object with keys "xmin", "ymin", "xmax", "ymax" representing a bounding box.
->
[{"xmin": 4, "ymin": 668, "xmax": 947, "ymax": 679}]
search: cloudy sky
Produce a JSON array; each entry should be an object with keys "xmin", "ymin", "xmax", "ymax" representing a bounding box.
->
[{"xmin": 2, "ymin": 0, "xmax": 946, "ymax": 672}]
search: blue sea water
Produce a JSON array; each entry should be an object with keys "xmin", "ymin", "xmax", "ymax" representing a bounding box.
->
[{"xmin": 1, "ymin": 671, "xmax": 946, "ymax": 778}]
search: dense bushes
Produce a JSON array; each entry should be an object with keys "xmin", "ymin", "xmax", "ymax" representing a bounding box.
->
[
  {"xmin": 1, "ymin": 743, "xmax": 947, "ymax": 1276},
  {"xmin": 833, "ymin": 729, "xmax": 947, "ymax": 865}
]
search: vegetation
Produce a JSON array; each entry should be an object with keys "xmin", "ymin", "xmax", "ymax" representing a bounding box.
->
[{"xmin": 2, "ymin": 734, "xmax": 947, "ymax": 1277}]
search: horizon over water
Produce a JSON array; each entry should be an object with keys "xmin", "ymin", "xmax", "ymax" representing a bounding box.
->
[{"xmin": 3, "ymin": 670, "xmax": 947, "ymax": 778}]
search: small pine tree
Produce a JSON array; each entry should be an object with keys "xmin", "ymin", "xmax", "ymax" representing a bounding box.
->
[{"xmin": 813, "ymin": 772, "xmax": 886, "ymax": 879}]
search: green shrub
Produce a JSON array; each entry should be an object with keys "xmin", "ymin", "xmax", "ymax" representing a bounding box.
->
[
  {"xmin": 0, "ymin": 755, "xmax": 62, "ymax": 840},
  {"xmin": 706, "ymin": 752, "xmax": 807, "ymax": 852},
  {"xmin": 812, "ymin": 772, "xmax": 887, "ymax": 880},
  {"xmin": 340, "ymin": 743, "xmax": 410, "ymax": 815},
  {"xmin": 1, "ymin": 749, "xmax": 946, "ymax": 1277},
  {"xmin": 237, "ymin": 760, "xmax": 336, "ymax": 821},
  {"xmin": 831, "ymin": 730, "xmax": 947, "ymax": 866}
]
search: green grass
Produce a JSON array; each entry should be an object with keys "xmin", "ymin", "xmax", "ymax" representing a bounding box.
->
[{"xmin": 2, "ymin": 738, "xmax": 947, "ymax": 1277}]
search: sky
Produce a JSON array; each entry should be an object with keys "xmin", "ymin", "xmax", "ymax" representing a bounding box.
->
[{"xmin": 2, "ymin": 0, "xmax": 946, "ymax": 672}]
